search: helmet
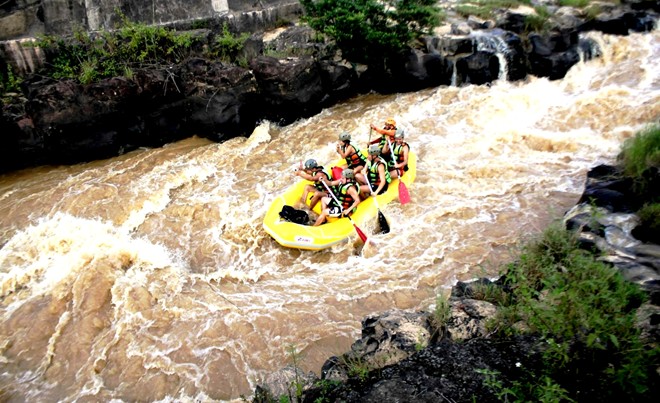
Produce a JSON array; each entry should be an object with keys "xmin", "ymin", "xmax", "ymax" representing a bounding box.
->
[
  {"xmin": 342, "ymin": 168, "xmax": 355, "ymax": 180},
  {"xmin": 304, "ymin": 159, "xmax": 318, "ymax": 169},
  {"xmin": 394, "ymin": 129, "xmax": 405, "ymax": 139},
  {"xmin": 385, "ymin": 118, "xmax": 396, "ymax": 126},
  {"xmin": 339, "ymin": 132, "xmax": 351, "ymax": 142},
  {"xmin": 368, "ymin": 144, "xmax": 381, "ymax": 156}
]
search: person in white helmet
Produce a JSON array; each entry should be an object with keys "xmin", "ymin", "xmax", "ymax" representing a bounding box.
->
[
  {"xmin": 356, "ymin": 144, "xmax": 391, "ymax": 198},
  {"xmin": 294, "ymin": 158, "xmax": 333, "ymax": 210},
  {"xmin": 336, "ymin": 131, "xmax": 367, "ymax": 171},
  {"xmin": 314, "ymin": 168, "xmax": 361, "ymax": 226},
  {"xmin": 388, "ymin": 129, "xmax": 410, "ymax": 179}
]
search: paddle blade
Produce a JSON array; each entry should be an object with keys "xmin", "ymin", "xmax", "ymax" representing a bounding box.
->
[
  {"xmin": 377, "ymin": 210, "xmax": 390, "ymax": 234},
  {"xmin": 352, "ymin": 222, "xmax": 368, "ymax": 243},
  {"xmin": 332, "ymin": 166, "xmax": 343, "ymax": 180},
  {"xmin": 399, "ymin": 180, "xmax": 411, "ymax": 205}
]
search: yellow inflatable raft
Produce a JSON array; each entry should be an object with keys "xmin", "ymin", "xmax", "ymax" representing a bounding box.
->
[{"xmin": 263, "ymin": 151, "xmax": 416, "ymax": 250}]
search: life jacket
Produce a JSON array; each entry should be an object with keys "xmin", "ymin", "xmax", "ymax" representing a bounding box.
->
[
  {"xmin": 313, "ymin": 167, "xmax": 332, "ymax": 191},
  {"xmin": 342, "ymin": 142, "xmax": 367, "ymax": 168},
  {"xmin": 336, "ymin": 181, "xmax": 360, "ymax": 212},
  {"xmin": 392, "ymin": 142, "xmax": 410, "ymax": 171},
  {"xmin": 366, "ymin": 157, "xmax": 392, "ymax": 188}
]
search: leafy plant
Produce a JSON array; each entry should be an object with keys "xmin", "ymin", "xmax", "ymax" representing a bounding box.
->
[
  {"xmin": 286, "ymin": 344, "xmax": 305, "ymax": 401},
  {"xmin": 33, "ymin": 11, "xmax": 198, "ymax": 84},
  {"xmin": 341, "ymin": 355, "xmax": 371, "ymax": 381},
  {"xmin": 456, "ymin": 0, "xmax": 532, "ymax": 20},
  {"xmin": 524, "ymin": 6, "xmax": 551, "ymax": 33},
  {"xmin": 559, "ymin": 0, "xmax": 591, "ymax": 7},
  {"xmin": 489, "ymin": 222, "xmax": 654, "ymax": 401},
  {"xmin": 300, "ymin": 0, "xmax": 443, "ymax": 65},
  {"xmin": 212, "ymin": 23, "xmax": 250, "ymax": 63},
  {"xmin": 1, "ymin": 65, "xmax": 22, "ymax": 96}
]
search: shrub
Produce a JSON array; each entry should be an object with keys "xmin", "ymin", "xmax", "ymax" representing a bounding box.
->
[
  {"xmin": 491, "ymin": 223, "xmax": 654, "ymax": 401},
  {"xmin": 212, "ymin": 23, "xmax": 250, "ymax": 63},
  {"xmin": 33, "ymin": 12, "xmax": 198, "ymax": 84},
  {"xmin": 300, "ymin": 0, "xmax": 443, "ymax": 66}
]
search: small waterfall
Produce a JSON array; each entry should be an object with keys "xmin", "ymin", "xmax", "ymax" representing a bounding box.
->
[
  {"xmin": 450, "ymin": 60, "xmax": 458, "ymax": 86},
  {"xmin": 471, "ymin": 30, "xmax": 511, "ymax": 81}
]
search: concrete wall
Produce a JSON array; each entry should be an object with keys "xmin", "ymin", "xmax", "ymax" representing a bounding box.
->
[
  {"xmin": 0, "ymin": 0, "xmax": 295, "ymax": 41},
  {"xmin": 0, "ymin": 0, "xmax": 301, "ymax": 75}
]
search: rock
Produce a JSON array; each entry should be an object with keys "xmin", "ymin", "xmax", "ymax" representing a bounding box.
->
[{"xmin": 447, "ymin": 299, "xmax": 498, "ymax": 341}]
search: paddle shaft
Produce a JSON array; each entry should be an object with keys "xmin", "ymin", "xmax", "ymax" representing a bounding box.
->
[
  {"xmin": 321, "ymin": 180, "xmax": 368, "ymax": 242},
  {"xmin": 386, "ymin": 138, "xmax": 399, "ymax": 176},
  {"xmin": 364, "ymin": 173, "xmax": 380, "ymax": 208},
  {"xmin": 321, "ymin": 180, "xmax": 344, "ymax": 213}
]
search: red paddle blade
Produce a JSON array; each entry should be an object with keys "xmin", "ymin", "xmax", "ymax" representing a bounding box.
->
[
  {"xmin": 352, "ymin": 222, "xmax": 368, "ymax": 243},
  {"xmin": 399, "ymin": 181, "xmax": 411, "ymax": 205},
  {"xmin": 332, "ymin": 166, "xmax": 343, "ymax": 180}
]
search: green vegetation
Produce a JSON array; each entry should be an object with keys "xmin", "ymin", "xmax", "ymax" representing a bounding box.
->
[
  {"xmin": 481, "ymin": 223, "xmax": 655, "ymax": 401},
  {"xmin": 559, "ymin": 0, "xmax": 591, "ymax": 7},
  {"xmin": 525, "ymin": 5, "xmax": 552, "ymax": 32},
  {"xmin": 286, "ymin": 344, "xmax": 305, "ymax": 402},
  {"xmin": 620, "ymin": 123, "xmax": 660, "ymax": 192},
  {"xmin": 0, "ymin": 65, "xmax": 22, "ymax": 98},
  {"xmin": 213, "ymin": 23, "xmax": 250, "ymax": 63},
  {"xmin": 342, "ymin": 355, "xmax": 371, "ymax": 381},
  {"xmin": 432, "ymin": 290, "xmax": 451, "ymax": 328},
  {"xmin": 637, "ymin": 202, "xmax": 660, "ymax": 233},
  {"xmin": 300, "ymin": 0, "xmax": 443, "ymax": 65},
  {"xmin": 456, "ymin": 0, "xmax": 532, "ymax": 20},
  {"xmin": 453, "ymin": 0, "xmax": 623, "ymax": 30},
  {"xmin": 34, "ymin": 14, "xmax": 199, "ymax": 84}
]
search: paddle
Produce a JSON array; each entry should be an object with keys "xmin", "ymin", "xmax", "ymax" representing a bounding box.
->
[
  {"xmin": 321, "ymin": 180, "xmax": 368, "ymax": 243},
  {"xmin": 364, "ymin": 175, "xmax": 390, "ymax": 234},
  {"xmin": 387, "ymin": 138, "xmax": 411, "ymax": 205}
]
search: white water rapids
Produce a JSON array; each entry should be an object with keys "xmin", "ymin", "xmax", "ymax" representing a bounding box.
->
[{"xmin": 0, "ymin": 30, "xmax": 658, "ymax": 401}]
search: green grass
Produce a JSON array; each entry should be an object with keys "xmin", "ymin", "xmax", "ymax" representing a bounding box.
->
[
  {"xmin": 620, "ymin": 124, "xmax": 660, "ymax": 188},
  {"xmin": 480, "ymin": 223, "xmax": 655, "ymax": 401},
  {"xmin": 455, "ymin": 0, "xmax": 532, "ymax": 20}
]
